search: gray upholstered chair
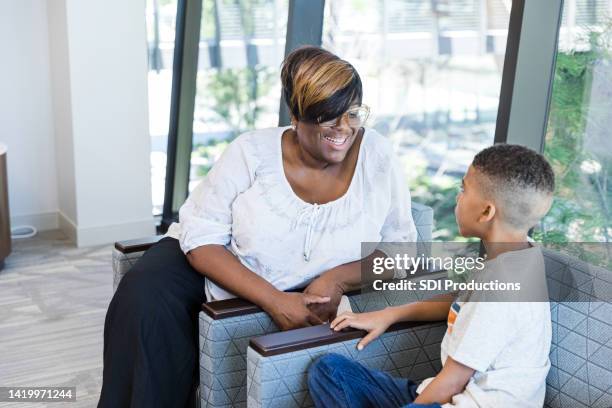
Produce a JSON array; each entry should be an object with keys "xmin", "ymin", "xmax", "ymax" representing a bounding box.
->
[
  {"xmin": 111, "ymin": 202, "xmax": 435, "ymax": 407},
  {"xmin": 543, "ymin": 248, "xmax": 612, "ymax": 408},
  {"xmin": 245, "ymin": 247, "xmax": 612, "ymax": 408}
]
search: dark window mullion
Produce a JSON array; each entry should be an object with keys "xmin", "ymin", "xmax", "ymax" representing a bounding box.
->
[
  {"xmin": 278, "ymin": 0, "xmax": 326, "ymax": 126},
  {"xmin": 162, "ymin": 0, "xmax": 203, "ymax": 232},
  {"xmin": 495, "ymin": 0, "xmax": 563, "ymax": 152},
  {"xmin": 494, "ymin": 0, "xmax": 525, "ymax": 145}
]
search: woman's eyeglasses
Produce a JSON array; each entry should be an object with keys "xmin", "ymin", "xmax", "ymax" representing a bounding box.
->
[{"xmin": 318, "ymin": 105, "xmax": 370, "ymax": 129}]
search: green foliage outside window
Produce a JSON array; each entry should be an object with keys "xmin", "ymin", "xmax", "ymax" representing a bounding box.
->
[
  {"xmin": 192, "ymin": 21, "xmax": 611, "ymax": 245},
  {"xmin": 191, "ymin": 65, "xmax": 276, "ymax": 177},
  {"xmin": 196, "ymin": 66, "xmax": 276, "ymax": 136},
  {"xmin": 535, "ymin": 21, "xmax": 612, "ymax": 244}
]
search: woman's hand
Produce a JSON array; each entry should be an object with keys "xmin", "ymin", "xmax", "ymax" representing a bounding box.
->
[
  {"xmin": 303, "ymin": 273, "xmax": 345, "ymax": 322},
  {"xmin": 330, "ymin": 308, "xmax": 397, "ymax": 350},
  {"xmin": 264, "ymin": 292, "xmax": 330, "ymax": 331}
]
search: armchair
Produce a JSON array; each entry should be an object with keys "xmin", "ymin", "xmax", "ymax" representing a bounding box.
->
[
  {"xmin": 245, "ymin": 247, "xmax": 612, "ymax": 408},
  {"xmin": 111, "ymin": 202, "xmax": 435, "ymax": 407}
]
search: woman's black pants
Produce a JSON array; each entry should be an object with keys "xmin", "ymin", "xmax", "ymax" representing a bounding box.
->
[{"xmin": 98, "ymin": 237, "xmax": 206, "ymax": 408}]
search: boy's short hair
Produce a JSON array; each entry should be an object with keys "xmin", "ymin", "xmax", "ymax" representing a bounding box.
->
[{"xmin": 472, "ymin": 144, "xmax": 555, "ymax": 231}]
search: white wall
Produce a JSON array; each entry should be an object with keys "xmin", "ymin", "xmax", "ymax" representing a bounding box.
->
[
  {"xmin": 0, "ymin": 0, "xmax": 59, "ymax": 230},
  {"xmin": 0, "ymin": 0, "xmax": 155, "ymax": 246},
  {"xmin": 50, "ymin": 0, "xmax": 155, "ymax": 245},
  {"xmin": 48, "ymin": 0, "xmax": 77, "ymax": 227}
]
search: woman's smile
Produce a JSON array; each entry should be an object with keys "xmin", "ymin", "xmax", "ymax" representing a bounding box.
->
[
  {"xmin": 322, "ymin": 133, "xmax": 349, "ymax": 146},
  {"xmin": 320, "ymin": 131, "xmax": 354, "ymax": 151}
]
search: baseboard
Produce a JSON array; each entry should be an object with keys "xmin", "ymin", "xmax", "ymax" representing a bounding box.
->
[
  {"xmin": 58, "ymin": 211, "xmax": 77, "ymax": 244},
  {"xmin": 10, "ymin": 212, "xmax": 59, "ymax": 232},
  {"xmin": 13, "ymin": 211, "xmax": 156, "ymax": 247},
  {"xmin": 74, "ymin": 218, "xmax": 156, "ymax": 247}
]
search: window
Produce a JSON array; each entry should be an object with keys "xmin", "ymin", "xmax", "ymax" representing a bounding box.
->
[
  {"xmin": 188, "ymin": 0, "xmax": 289, "ymax": 192},
  {"xmin": 322, "ymin": 0, "xmax": 510, "ymax": 240},
  {"xmin": 146, "ymin": 0, "xmax": 179, "ymax": 215},
  {"xmin": 536, "ymin": 0, "xmax": 612, "ymax": 243}
]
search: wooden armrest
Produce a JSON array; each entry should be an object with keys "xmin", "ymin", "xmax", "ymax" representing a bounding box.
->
[
  {"xmin": 249, "ymin": 320, "xmax": 446, "ymax": 357},
  {"xmin": 201, "ymin": 298, "xmax": 262, "ymax": 319},
  {"xmin": 114, "ymin": 235, "xmax": 163, "ymax": 254}
]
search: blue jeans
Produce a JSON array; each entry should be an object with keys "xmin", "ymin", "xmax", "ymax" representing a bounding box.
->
[{"xmin": 308, "ymin": 353, "xmax": 442, "ymax": 408}]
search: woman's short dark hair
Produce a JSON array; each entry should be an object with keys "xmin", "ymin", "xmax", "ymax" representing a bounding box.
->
[{"xmin": 280, "ymin": 46, "xmax": 362, "ymax": 124}]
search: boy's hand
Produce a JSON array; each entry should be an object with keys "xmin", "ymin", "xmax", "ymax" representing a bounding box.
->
[{"xmin": 330, "ymin": 309, "xmax": 396, "ymax": 350}]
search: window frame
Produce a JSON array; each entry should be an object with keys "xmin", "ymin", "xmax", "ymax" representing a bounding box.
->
[{"xmin": 159, "ymin": 0, "xmax": 565, "ymax": 232}]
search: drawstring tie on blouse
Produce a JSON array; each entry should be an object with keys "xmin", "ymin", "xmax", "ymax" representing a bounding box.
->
[{"xmin": 293, "ymin": 204, "xmax": 321, "ymax": 262}]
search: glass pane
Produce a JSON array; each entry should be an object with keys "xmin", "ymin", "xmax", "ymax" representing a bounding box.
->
[
  {"xmin": 146, "ymin": 0, "xmax": 178, "ymax": 215},
  {"xmin": 535, "ymin": 0, "xmax": 612, "ymax": 243},
  {"xmin": 189, "ymin": 0, "xmax": 289, "ymax": 192},
  {"xmin": 323, "ymin": 0, "xmax": 510, "ymax": 240}
]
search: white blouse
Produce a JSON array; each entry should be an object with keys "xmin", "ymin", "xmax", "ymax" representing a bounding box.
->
[{"xmin": 166, "ymin": 126, "xmax": 417, "ymax": 300}]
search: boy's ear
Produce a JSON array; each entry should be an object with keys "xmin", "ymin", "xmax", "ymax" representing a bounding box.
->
[{"xmin": 478, "ymin": 201, "xmax": 496, "ymax": 223}]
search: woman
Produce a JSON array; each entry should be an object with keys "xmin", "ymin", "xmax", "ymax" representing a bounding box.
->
[{"xmin": 98, "ymin": 46, "xmax": 416, "ymax": 407}]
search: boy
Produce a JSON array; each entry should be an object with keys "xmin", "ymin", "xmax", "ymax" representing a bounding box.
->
[{"xmin": 308, "ymin": 144, "xmax": 555, "ymax": 408}]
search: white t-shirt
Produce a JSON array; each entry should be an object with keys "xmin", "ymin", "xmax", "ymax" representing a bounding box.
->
[
  {"xmin": 166, "ymin": 126, "xmax": 417, "ymax": 300},
  {"xmin": 417, "ymin": 246, "xmax": 552, "ymax": 408}
]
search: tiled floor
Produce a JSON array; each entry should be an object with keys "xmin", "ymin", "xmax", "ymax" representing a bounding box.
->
[{"xmin": 0, "ymin": 230, "xmax": 113, "ymax": 407}]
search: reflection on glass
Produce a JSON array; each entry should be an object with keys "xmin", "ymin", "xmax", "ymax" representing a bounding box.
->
[
  {"xmin": 536, "ymin": 0, "xmax": 612, "ymax": 243},
  {"xmin": 189, "ymin": 0, "xmax": 289, "ymax": 192},
  {"xmin": 146, "ymin": 0, "xmax": 178, "ymax": 215},
  {"xmin": 323, "ymin": 0, "xmax": 510, "ymax": 240}
]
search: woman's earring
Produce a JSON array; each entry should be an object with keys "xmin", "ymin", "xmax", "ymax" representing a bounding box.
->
[{"xmin": 291, "ymin": 122, "xmax": 297, "ymax": 131}]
